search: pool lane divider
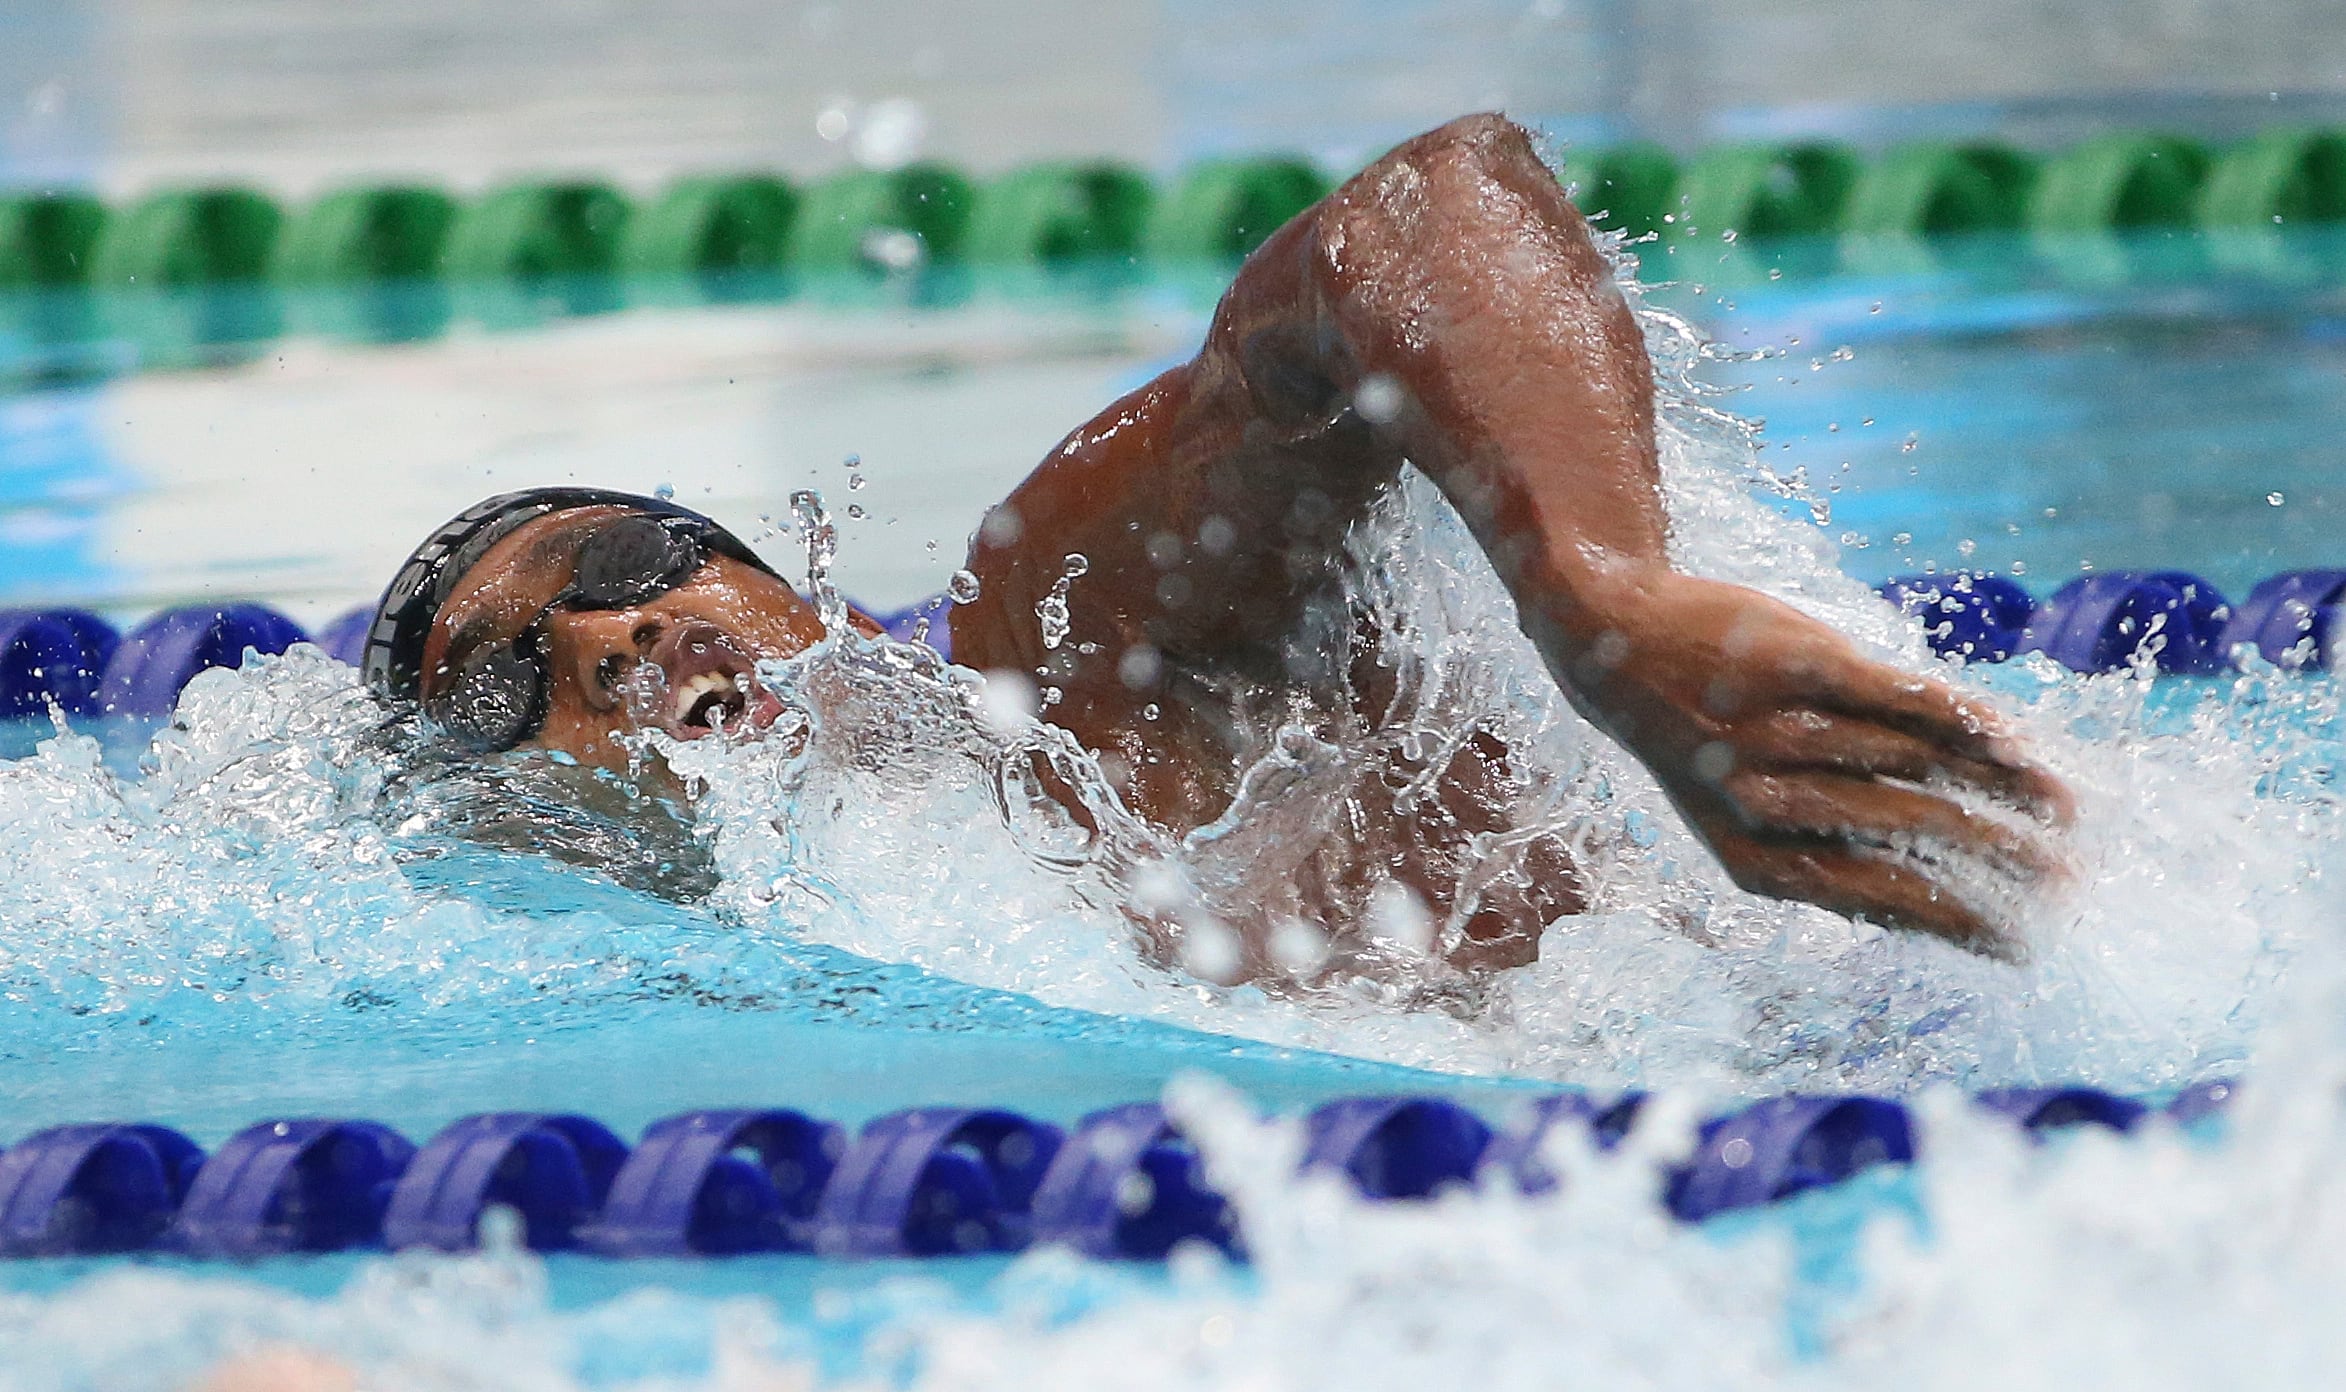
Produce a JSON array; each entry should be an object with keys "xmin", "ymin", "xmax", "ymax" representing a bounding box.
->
[
  {"xmin": 8, "ymin": 129, "xmax": 2346, "ymax": 294},
  {"xmin": 0, "ymin": 570, "xmax": 2336, "ymax": 728},
  {"xmin": 0, "ymin": 1083, "xmax": 2233, "ymax": 1261}
]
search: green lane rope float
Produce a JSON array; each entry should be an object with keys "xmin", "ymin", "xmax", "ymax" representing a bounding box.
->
[
  {"xmin": 1143, "ymin": 157, "xmax": 1328, "ymax": 261},
  {"xmin": 789, "ymin": 163, "xmax": 977, "ymax": 269},
  {"xmin": 620, "ymin": 174, "xmax": 800, "ymax": 277},
  {"xmin": 1841, "ymin": 141, "xmax": 2037, "ymax": 237},
  {"xmin": 272, "ymin": 185, "xmax": 459, "ymax": 283},
  {"xmin": 965, "ymin": 162, "xmax": 1155, "ymax": 264},
  {"xmin": 1561, "ymin": 143, "xmax": 1680, "ymax": 239},
  {"xmin": 92, "ymin": 187, "xmax": 282, "ymax": 288},
  {"xmin": 2197, "ymin": 128, "xmax": 2346, "ymax": 228},
  {"xmin": 2027, "ymin": 133, "xmax": 2211, "ymax": 233},
  {"xmin": 0, "ymin": 192, "xmax": 107, "ymax": 288},
  {"xmin": 442, "ymin": 180, "xmax": 632, "ymax": 281},
  {"xmin": 1672, "ymin": 141, "xmax": 1861, "ymax": 241}
]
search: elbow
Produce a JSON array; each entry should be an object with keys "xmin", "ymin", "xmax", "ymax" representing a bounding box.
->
[
  {"xmin": 1388, "ymin": 113, "xmax": 1553, "ymax": 190},
  {"xmin": 1315, "ymin": 113, "xmax": 1563, "ymax": 258}
]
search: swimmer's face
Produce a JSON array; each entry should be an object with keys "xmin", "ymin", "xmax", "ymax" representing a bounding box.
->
[{"xmin": 419, "ymin": 507, "xmax": 825, "ymax": 769}]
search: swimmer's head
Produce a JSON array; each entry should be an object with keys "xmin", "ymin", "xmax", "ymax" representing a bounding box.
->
[{"xmin": 367, "ymin": 488, "xmax": 827, "ymax": 767}]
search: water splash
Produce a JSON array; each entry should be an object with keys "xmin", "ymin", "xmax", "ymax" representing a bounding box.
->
[
  {"xmin": 790, "ymin": 489, "xmax": 847, "ymax": 635},
  {"xmin": 1035, "ymin": 554, "xmax": 1089, "ymax": 652}
]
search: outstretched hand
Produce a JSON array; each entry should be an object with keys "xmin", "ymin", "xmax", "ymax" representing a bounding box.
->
[{"xmin": 1555, "ymin": 571, "xmax": 2074, "ymax": 956}]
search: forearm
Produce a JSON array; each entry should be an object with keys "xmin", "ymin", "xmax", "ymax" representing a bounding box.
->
[{"xmin": 1280, "ymin": 115, "xmax": 1672, "ymax": 647}]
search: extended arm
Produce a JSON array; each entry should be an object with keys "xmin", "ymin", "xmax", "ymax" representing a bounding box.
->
[{"xmin": 957, "ymin": 114, "xmax": 2068, "ymax": 955}]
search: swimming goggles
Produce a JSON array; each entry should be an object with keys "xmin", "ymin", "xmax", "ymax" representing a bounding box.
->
[{"xmin": 426, "ymin": 511, "xmax": 767, "ymax": 751}]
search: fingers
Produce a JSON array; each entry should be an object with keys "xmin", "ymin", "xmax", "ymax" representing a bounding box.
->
[
  {"xmin": 1754, "ymin": 632, "xmax": 2075, "ymax": 827},
  {"xmin": 1718, "ymin": 836, "xmax": 2025, "ymax": 959},
  {"xmin": 1803, "ymin": 649, "xmax": 2017, "ymax": 763},
  {"xmin": 1720, "ymin": 768, "xmax": 2065, "ymax": 883},
  {"xmin": 1746, "ymin": 709, "xmax": 2074, "ymax": 827}
]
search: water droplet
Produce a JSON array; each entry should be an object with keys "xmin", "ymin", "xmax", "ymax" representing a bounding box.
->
[
  {"xmin": 852, "ymin": 96, "xmax": 928, "ymax": 170},
  {"xmin": 790, "ymin": 489, "xmax": 846, "ymax": 632},
  {"xmin": 1957, "ymin": 538, "xmax": 1978, "ymax": 558},
  {"xmin": 948, "ymin": 569, "xmax": 982, "ymax": 604},
  {"xmin": 2269, "ymin": 491, "xmax": 2287, "ymax": 506},
  {"xmin": 845, "ymin": 503, "xmax": 867, "ymax": 520},
  {"xmin": 653, "ymin": 482, "xmax": 677, "ymax": 501},
  {"xmin": 1035, "ymin": 553, "xmax": 1088, "ymax": 650},
  {"xmin": 1142, "ymin": 703, "xmax": 1161, "ymax": 721},
  {"xmin": 1900, "ymin": 433, "xmax": 1920, "ymax": 454},
  {"xmin": 861, "ymin": 227, "xmax": 926, "ymax": 273},
  {"xmin": 1353, "ymin": 374, "xmax": 1405, "ymax": 425},
  {"xmin": 1892, "ymin": 531, "xmax": 1913, "ymax": 547},
  {"xmin": 2011, "ymin": 560, "xmax": 2029, "ymax": 575},
  {"xmin": 1869, "ymin": 301, "xmax": 1883, "ymax": 314}
]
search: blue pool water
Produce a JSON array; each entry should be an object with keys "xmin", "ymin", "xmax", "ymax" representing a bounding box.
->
[{"xmin": 2, "ymin": 230, "xmax": 2344, "ymax": 1389}]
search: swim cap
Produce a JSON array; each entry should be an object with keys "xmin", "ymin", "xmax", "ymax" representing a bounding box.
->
[{"xmin": 362, "ymin": 487, "xmax": 781, "ymax": 703}]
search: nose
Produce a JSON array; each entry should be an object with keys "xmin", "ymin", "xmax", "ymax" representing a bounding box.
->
[{"xmin": 550, "ymin": 608, "xmax": 658, "ymax": 712}]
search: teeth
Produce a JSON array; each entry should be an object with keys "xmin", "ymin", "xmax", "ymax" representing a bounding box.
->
[{"xmin": 670, "ymin": 671, "xmax": 742, "ymax": 725}]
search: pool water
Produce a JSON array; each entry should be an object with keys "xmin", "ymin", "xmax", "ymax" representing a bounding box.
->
[{"xmin": 1, "ymin": 229, "xmax": 2344, "ymax": 1389}]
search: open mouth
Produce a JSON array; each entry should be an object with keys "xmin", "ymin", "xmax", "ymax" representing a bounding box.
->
[{"xmin": 643, "ymin": 622, "xmax": 784, "ymax": 740}]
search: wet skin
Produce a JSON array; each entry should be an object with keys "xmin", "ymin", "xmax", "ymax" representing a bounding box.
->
[{"xmin": 424, "ymin": 114, "xmax": 2072, "ymax": 972}]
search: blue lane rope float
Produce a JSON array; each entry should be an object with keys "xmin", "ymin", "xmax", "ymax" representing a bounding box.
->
[
  {"xmin": 2020, "ymin": 571, "xmax": 2233, "ymax": 675},
  {"xmin": 1972, "ymin": 1087, "xmax": 2149, "ymax": 1134},
  {"xmin": 0, "ymin": 1122, "xmax": 206, "ymax": 1257},
  {"xmin": 0, "ymin": 1083, "xmax": 2234, "ymax": 1262},
  {"xmin": 1479, "ymin": 1092, "xmax": 1648, "ymax": 1195},
  {"xmin": 1666, "ymin": 1096, "xmax": 1915, "ymax": 1223},
  {"xmin": 2218, "ymin": 570, "xmax": 2346, "ymax": 670},
  {"xmin": 811, "ymin": 1107, "xmax": 1063, "ymax": 1257},
  {"xmin": 1876, "ymin": 573, "xmax": 2036, "ymax": 664},
  {"xmin": 0, "ymin": 609, "xmax": 118, "ymax": 719},
  {"xmin": 167, "ymin": 1119, "xmax": 416, "ymax": 1258},
  {"xmin": 97, "ymin": 604, "xmax": 309, "ymax": 717},
  {"xmin": 1028, "ymin": 1103, "xmax": 1239, "ymax": 1260},
  {"xmin": 379, "ymin": 1112, "xmax": 630, "ymax": 1253},
  {"xmin": 577, "ymin": 1108, "xmax": 843, "ymax": 1257},
  {"xmin": 1299, "ymin": 1095, "xmax": 1494, "ymax": 1200}
]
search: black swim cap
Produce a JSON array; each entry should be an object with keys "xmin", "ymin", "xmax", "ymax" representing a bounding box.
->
[{"xmin": 362, "ymin": 487, "xmax": 781, "ymax": 703}]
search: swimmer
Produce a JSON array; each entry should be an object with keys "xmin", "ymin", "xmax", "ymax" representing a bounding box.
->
[{"xmin": 365, "ymin": 114, "xmax": 2071, "ymax": 978}]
